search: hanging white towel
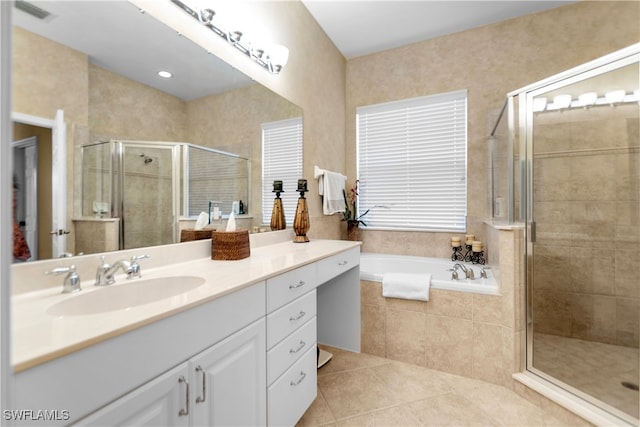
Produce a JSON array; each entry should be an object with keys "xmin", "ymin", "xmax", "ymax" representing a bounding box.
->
[
  {"xmin": 314, "ymin": 166, "xmax": 346, "ymax": 215},
  {"xmin": 382, "ymin": 273, "xmax": 431, "ymax": 301}
]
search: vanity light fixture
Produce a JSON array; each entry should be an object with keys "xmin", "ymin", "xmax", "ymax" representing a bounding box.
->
[
  {"xmin": 158, "ymin": 70, "xmax": 173, "ymax": 78},
  {"xmin": 170, "ymin": 0, "xmax": 290, "ymax": 74},
  {"xmin": 535, "ymin": 89, "xmax": 639, "ymax": 113}
]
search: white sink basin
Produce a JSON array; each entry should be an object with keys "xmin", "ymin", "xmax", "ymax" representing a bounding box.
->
[{"xmin": 47, "ymin": 276, "xmax": 206, "ymax": 316}]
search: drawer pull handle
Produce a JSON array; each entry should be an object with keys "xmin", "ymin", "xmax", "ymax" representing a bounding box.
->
[
  {"xmin": 338, "ymin": 260, "xmax": 349, "ymax": 266},
  {"xmin": 178, "ymin": 376, "xmax": 189, "ymax": 417},
  {"xmin": 195, "ymin": 365, "xmax": 206, "ymax": 404},
  {"xmin": 289, "ymin": 311, "xmax": 306, "ymax": 322},
  {"xmin": 290, "ymin": 340, "xmax": 306, "ymax": 354},
  {"xmin": 290, "ymin": 371, "xmax": 307, "ymax": 386},
  {"xmin": 289, "ymin": 280, "xmax": 306, "ymax": 290}
]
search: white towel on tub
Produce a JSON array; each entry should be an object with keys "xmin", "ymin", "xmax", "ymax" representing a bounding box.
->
[{"xmin": 382, "ymin": 273, "xmax": 431, "ymax": 301}]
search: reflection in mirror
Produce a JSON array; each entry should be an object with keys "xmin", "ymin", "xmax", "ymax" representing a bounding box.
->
[
  {"xmin": 79, "ymin": 140, "xmax": 249, "ymax": 253},
  {"xmin": 12, "ymin": 0, "xmax": 302, "ymax": 261}
]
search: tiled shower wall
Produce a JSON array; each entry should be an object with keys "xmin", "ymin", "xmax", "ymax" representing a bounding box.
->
[{"xmin": 532, "ymin": 105, "xmax": 639, "ymax": 348}]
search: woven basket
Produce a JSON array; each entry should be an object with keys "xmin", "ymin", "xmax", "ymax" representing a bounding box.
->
[
  {"xmin": 180, "ymin": 229, "xmax": 214, "ymax": 242},
  {"xmin": 211, "ymin": 230, "xmax": 250, "ymax": 260}
]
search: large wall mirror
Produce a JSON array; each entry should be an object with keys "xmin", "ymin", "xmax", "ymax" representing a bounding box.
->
[{"xmin": 12, "ymin": 0, "xmax": 302, "ymax": 261}]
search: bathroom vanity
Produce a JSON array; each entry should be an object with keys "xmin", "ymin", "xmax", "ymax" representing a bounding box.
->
[{"xmin": 11, "ymin": 234, "xmax": 360, "ymax": 426}]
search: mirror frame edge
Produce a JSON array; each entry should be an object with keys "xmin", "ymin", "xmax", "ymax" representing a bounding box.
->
[{"xmin": 1, "ymin": 0, "xmax": 14, "ymax": 413}]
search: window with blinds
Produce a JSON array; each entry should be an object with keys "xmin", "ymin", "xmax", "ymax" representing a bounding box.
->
[
  {"xmin": 262, "ymin": 117, "xmax": 303, "ymax": 225},
  {"xmin": 356, "ymin": 90, "xmax": 467, "ymax": 231}
]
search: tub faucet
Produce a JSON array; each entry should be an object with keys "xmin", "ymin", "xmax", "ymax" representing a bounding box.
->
[{"xmin": 453, "ymin": 263, "xmax": 474, "ymax": 279}]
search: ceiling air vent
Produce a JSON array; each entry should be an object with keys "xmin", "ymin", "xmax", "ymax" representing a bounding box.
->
[{"xmin": 15, "ymin": 0, "xmax": 52, "ymax": 20}]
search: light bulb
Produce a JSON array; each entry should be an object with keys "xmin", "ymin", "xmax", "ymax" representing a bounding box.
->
[
  {"xmin": 605, "ymin": 89, "xmax": 626, "ymax": 104},
  {"xmin": 533, "ymin": 97, "xmax": 547, "ymax": 112},
  {"xmin": 553, "ymin": 94, "xmax": 572, "ymax": 109},
  {"xmin": 267, "ymin": 44, "xmax": 290, "ymax": 74},
  {"xmin": 578, "ymin": 92, "xmax": 598, "ymax": 107}
]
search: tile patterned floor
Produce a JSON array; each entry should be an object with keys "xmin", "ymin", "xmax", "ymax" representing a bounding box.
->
[
  {"xmin": 533, "ymin": 333, "xmax": 639, "ymax": 420},
  {"xmin": 298, "ymin": 346, "xmax": 587, "ymax": 427}
]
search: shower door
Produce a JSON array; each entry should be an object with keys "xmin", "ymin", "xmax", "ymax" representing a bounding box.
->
[
  {"xmin": 118, "ymin": 142, "xmax": 180, "ymax": 250},
  {"xmin": 525, "ymin": 49, "xmax": 639, "ymax": 423}
]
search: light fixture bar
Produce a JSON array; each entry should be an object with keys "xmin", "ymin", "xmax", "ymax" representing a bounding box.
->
[{"xmin": 170, "ymin": 0, "xmax": 289, "ymax": 74}]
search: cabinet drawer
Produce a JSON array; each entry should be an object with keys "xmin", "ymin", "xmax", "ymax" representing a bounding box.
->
[
  {"xmin": 266, "ymin": 263, "xmax": 317, "ymax": 312},
  {"xmin": 316, "ymin": 247, "xmax": 360, "ymax": 284},
  {"xmin": 267, "ymin": 316, "xmax": 316, "ymax": 385},
  {"xmin": 267, "ymin": 290, "xmax": 316, "ymax": 349},
  {"xmin": 267, "ymin": 346, "xmax": 317, "ymax": 427}
]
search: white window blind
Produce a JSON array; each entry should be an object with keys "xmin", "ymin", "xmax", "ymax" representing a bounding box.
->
[
  {"xmin": 262, "ymin": 117, "xmax": 303, "ymax": 225},
  {"xmin": 357, "ymin": 90, "xmax": 467, "ymax": 232}
]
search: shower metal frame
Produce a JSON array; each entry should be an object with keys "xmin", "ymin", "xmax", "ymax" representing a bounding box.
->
[
  {"xmin": 508, "ymin": 43, "xmax": 640, "ymax": 425},
  {"xmin": 80, "ymin": 139, "xmax": 250, "ymax": 250}
]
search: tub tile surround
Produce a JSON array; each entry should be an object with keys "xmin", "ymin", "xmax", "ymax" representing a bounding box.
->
[{"xmin": 360, "ymin": 224, "xmax": 525, "ymax": 388}]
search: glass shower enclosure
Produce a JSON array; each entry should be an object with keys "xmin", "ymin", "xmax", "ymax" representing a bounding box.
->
[
  {"xmin": 81, "ymin": 140, "xmax": 249, "ymax": 250},
  {"xmin": 493, "ymin": 44, "xmax": 639, "ymax": 424}
]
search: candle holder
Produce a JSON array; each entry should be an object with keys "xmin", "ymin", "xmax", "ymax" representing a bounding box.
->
[
  {"xmin": 451, "ymin": 246, "xmax": 464, "ymax": 261},
  {"xmin": 471, "ymin": 250, "xmax": 486, "ymax": 265},
  {"xmin": 463, "ymin": 244, "xmax": 473, "ymax": 262},
  {"xmin": 270, "ymin": 191, "xmax": 286, "ymax": 231},
  {"xmin": 293, "ymin": 180, "xmax": 309, "ymax": 243}
]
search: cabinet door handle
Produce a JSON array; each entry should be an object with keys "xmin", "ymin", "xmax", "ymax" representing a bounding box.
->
[
  {"xmin": 178, "ymin": 376, "xmax": 189, "ymax": 417},
  {"xmin": 290, "ymin": 371, "xmax": 307, "ymax": 386},
  {"xmin": 338, "ymin": 260, "xmax": 349, "ymax": 266},
  {"xmin": 195, "ymin": 365, "xmax": 206, "ymax": 404},
  {"xmin": 289, "ymin": 311, "xmax": 306, "ymax": 322},
  {"xmin": 289, "ymin": 340, "xmax": 306, "ymax": 354},
  {"xmin": 289, "ymin": 280, "xmax": 306, "ymax": 290}
]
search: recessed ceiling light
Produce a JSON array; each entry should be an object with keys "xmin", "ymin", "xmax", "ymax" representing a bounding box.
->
[{"xmin": 158, "ymin": 71, "xmax": 173, "ymax": 79}]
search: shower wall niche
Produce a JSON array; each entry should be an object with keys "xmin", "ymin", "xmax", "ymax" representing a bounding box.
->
[{"xmin": 79, "ymin": 140, "xmax": 249, "ymax": 252}]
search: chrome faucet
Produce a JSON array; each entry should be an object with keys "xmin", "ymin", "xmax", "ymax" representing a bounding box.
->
[
  {"xmin": 453, "ymin": 263, "xmax": 474, "ymax": 279},
  {"xmin": 96, "ymin": 254, "xmax": 149, "ymax": 286},
  {"xmin": 46, "ymin": 264, "xmax": 81, "ymax": 293}
]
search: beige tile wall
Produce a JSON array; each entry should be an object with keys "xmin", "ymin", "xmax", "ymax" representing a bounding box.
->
[
  {"xmin": 348, "ymin": 0, "xmax": 638, "ymax": 390},
  {"xmin": 73, "ymin": 219, "xmax": 119, "ymax": 255}
]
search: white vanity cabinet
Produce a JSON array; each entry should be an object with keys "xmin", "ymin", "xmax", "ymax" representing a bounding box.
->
[
  {"xmin": 12, "ymin": 241, "xmax": 361, "ymax": 427},
  {"xmin": 189, "ymin": 318, "xmax": 266, "ymax": 426},
  {"xmin": 266, "ymin": 265, "xmax": 318, "ymax": 426},
  {"xmin": 74, "ymin": 363, "xmax": 190, "ymax": 427},
  {"xmin": 14, "ymin": 282, "xmax": 266, "ymax": 426},
  {"xmin": 77, "ymin": 318, "xmax": 266, "ymax": 427}
]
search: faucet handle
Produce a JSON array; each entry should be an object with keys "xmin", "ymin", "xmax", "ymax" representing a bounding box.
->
[
  {"xmin": 128, "ymin": 254, "xmax": 150, "ymax": 279},
  {"xmin": 46, "ymin": 265, "xmax": 81, "ymax": 293}
]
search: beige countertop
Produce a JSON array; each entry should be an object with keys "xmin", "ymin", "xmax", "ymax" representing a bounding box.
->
[{"xmin": 12, "ymin": 238, "xmax": 360, "ymax": 372}]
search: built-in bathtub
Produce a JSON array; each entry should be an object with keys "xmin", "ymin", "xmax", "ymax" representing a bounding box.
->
[{"xmin": 360, "ymin": 252, "xmax": 499, "ymax": 295}]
